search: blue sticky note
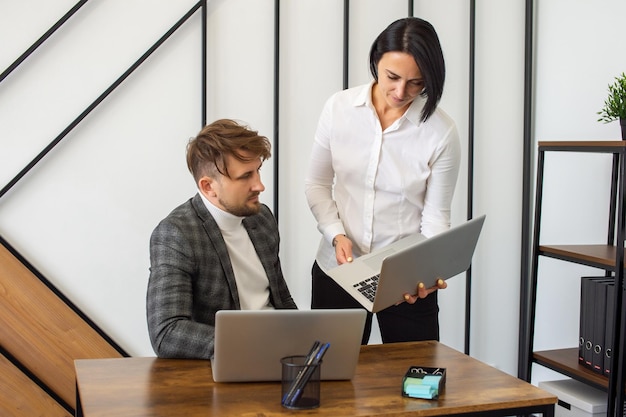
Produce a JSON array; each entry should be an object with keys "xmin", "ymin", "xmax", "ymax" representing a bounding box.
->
[
  {"xmin": 422, "ymin": 375, "xmax": 441, "ymax": 388},
  {"xmin": 404, "ymin": 384, "xmax": 435, "ymax": 399}
]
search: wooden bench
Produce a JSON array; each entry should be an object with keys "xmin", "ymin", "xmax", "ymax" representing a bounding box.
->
[{"xmin": 0, "ymin": 242, "xmax": 124, "ymax": 413}]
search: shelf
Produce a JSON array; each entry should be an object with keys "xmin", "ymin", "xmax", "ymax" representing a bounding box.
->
[
  {"xmin": 539, "ymin": 140, "xmax": 626, "ymax": 153},
  {"xmin": 539, "ymin": 244, "xmax": 625, "ymax": 271},
  {"xmin": 521, "ymin": 141, "xmax": 626, "ymax": 416},
  {"xmin": 533, "ymin": 348, "xmax": 608, "ymax": 392}
]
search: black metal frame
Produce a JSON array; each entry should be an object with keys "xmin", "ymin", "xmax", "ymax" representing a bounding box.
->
[
  {"xmin": 518, "ymin": 0, "xmax": 535, "ymax": 382},
  {"xmin": 518, "ymin": 2, "xmax": 626, "ymax": 414},
  {"xmin": 273, "ymin": 0, "xmax": 280, "ymax": 217},
  {"xmin": 521, "ymin": 142, "xmax": 626, "ymax": 416},
  {"xmin": 465, "ymin": 0, "xmax": 477, "ymax": 355}
]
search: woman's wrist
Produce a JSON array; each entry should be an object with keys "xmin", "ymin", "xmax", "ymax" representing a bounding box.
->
[{"xmin": 332, "ymin": 234, "xmax": 346, "ymax": 247}]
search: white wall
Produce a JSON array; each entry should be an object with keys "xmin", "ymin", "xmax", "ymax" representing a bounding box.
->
[
  {"xmin": 0, "ymin": 0, "xmax": 202, "ymax": 357},
  {"xmin": 1, "ymin": 0, "xmax": 625, "ymax": 383},
  {"xmin": 470, "ymin": 0, "xmax": 527, "ymax": 373}
]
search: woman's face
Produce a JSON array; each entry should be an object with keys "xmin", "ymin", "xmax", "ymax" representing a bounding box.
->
[{"xmin": 375, "ymin": 51, "xmax": 424, "ymax": 110}]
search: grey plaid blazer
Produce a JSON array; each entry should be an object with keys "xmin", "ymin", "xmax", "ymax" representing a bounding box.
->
[{"xmin": 147, "ymin": 193, "xmax": 297, "ymax": 359}]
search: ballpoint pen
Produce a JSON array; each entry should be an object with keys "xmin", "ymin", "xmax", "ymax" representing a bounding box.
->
[
  {"xmin": 284, "ymin": 342, "xmax": 330, "ymax": 407},
  {"xmin": 281, "ymin": 341, "xmax": 321, "ymax": 405}
]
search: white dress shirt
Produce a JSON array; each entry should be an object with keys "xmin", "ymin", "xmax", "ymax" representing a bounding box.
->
[{"xmin": 305, "ymin": 81, "xmax": 461, "ymax": 272}]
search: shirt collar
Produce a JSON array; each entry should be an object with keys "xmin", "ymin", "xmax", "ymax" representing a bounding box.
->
[
  {"xmin": 352, "ymin": 80, "xmax": 427, "ymax": 127},
  {"xmin": 404, "ymin": 95, "xmax": 427, "ymax": 127},
  {"xmin": 352, "ymin": 81, "xmax": 375, "ymax": 107}
]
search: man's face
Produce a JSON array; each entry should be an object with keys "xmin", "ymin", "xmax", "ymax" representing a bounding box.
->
[{"xmin": 202, "ymin": 149, "xmax": 265, "ymax": 217}]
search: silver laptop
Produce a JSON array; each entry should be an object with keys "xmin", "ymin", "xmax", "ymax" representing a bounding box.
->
[
  {"xmin": 211, "ymin": 308, "xmax": 366, "ymax": 382},
  {"xmin": 326, "ymin": 215, "xmax": 486, "ymax": 313}
]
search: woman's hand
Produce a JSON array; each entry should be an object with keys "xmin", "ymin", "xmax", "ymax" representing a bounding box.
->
[
  {"xmin": 401, "ymin": 279, "xmax": 447, "ymax": 304},
  {"xmin": 333, "ymin": 234, "xmax": 354, "ymax": 265}
]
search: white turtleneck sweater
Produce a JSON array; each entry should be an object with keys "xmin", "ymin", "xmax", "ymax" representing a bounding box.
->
[{"xmin": 201, "ymin": 194, "xmax": 273, "ymax": 310}]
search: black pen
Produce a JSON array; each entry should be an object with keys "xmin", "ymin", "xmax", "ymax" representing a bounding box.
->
[
  {"xmin": 282, "ymin": 341, "xmax": 321, "ymax": 405},
  {"xmin": 286, "ymin": 342, "xmax": 330, "ymax": 406}
]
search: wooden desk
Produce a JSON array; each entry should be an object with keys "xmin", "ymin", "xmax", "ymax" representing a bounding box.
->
[{"xmin": 75, "ymin": 341, "xmax": 556, "ymax": 416}]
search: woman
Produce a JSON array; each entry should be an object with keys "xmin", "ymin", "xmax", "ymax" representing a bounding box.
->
[{"xmin": 305, "ymin": 17, "xmax": 461, "ymax": 344}]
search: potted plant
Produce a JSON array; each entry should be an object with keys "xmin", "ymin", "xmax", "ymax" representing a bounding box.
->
[{"xmin": 597, "ymin": 72, "xmax": 626, "ymax": 140}]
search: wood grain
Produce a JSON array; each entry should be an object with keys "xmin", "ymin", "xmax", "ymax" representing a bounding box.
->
[
  {"xmin": 0, "ymin": 353, "xmax": 71, "ymax": 417},
  {"xmin": 0, "ymin": 244, "xmax": 122, "ymax": 409},
  {"xmin": 75, "ymin": 341, "xmax": 556, "ymax": 416}
]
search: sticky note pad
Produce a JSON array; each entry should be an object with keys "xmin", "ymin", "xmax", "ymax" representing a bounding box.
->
[
  {"xmin": 401, "ymin": 366, "xmax": 446, "ymax": 400},
  {"xmin": 404, "ymin": 383, "xmax": 435, "ymax": 399},
  {"xmin": 422, "ymin": 375, "xmax": 441, "ymax": 388}
]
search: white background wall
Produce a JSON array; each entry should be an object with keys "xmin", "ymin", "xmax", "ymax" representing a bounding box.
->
[{"xmin": 1, "ymin": 0, "xmax": 625, "ymax": 383}]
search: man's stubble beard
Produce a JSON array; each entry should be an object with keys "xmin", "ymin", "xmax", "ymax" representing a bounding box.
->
[{"xmin": 218, "ymin": 198, "xmax": 261, "ymax": 217}]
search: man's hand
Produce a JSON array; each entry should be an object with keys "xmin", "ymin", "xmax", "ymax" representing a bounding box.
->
[{"xmin": 401, "ymin": 279, "xmax": 447, "ymax": 304}]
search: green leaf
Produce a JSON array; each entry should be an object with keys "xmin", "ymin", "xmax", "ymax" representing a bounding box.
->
[{"xmin": 598, "ymin": 72, "xmax": 626, "ymax": 123}]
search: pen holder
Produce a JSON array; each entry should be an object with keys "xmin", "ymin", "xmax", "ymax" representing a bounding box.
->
[
  {"xmin": 402, "ymin": 366, "xmax": 446, "ymax": 400},
  {"xmin": 280, "ymin": 355, "xmax": 321, "ymax": 409}
]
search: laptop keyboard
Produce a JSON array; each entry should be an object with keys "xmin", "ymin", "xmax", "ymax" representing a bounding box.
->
[{"xmin": 353, "ymin": 275, "xmax": 379, "ymax": 302}]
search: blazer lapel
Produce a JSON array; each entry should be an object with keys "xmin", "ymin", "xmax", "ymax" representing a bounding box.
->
[{"xmin": 191, "ymin": 194, "xmax": 241, "ymax": 308}]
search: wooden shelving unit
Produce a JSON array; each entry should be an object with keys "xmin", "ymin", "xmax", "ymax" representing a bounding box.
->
[{"xmin": 519, "ymin": 141, "xmax": 626, "ymax": 417}]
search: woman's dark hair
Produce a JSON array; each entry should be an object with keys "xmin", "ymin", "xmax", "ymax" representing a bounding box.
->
[{"xmin": 369, "ymin": 17, "xmax": 445, "ymax": 122}]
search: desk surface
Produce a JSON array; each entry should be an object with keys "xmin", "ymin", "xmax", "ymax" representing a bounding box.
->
[{"xmin": 75, "ymin": 341, "xmax": 556, "ymax": 416}]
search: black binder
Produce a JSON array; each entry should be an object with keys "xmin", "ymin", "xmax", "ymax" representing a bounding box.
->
[
  {"xmin": 604, "ymin": 282, "xmax": 615, "ymax": 377},
  {"xmin": 580, "ymin": 276, "xmax": 612, "ymax": 371},
  {"xmin": 579, "ymin": 277, "xmax": 593, "ymax": 366},
  {"xmin": 591, "ymin": 278, "xmax": 611, "ymax": 374},
  {"xmin": 580, "ymin": 277, "xmax": 598, "ymax": 368}
]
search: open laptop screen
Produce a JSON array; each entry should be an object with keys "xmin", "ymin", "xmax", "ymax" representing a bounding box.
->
[{"xmin": 211, "ymin": 308, "xmax": 366, "ymax": 382}]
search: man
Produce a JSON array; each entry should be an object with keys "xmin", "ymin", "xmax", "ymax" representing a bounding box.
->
[{"xmin": 147, "ymin": 119, "xmax": 296, "ymax": 359}]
